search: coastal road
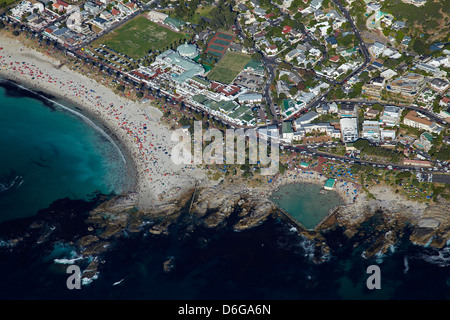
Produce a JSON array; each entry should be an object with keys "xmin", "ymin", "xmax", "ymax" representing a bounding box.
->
[{"xmin": 285, "ymin": 144, "xmax": 450, "ymax": 175}]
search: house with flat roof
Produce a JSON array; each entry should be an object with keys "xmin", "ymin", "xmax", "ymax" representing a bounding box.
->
[
  {"xmin": 340, "ymin": 117, "xmax": 358, "ymax": 143},
  {"xmin": 403, "ymin": 110, "xmax": 443, "ymax": 134},
  {"xmin": 361, "ymin": 120, "xmax": 381, "ymax": 142},
  {"xmin": 380, "ymin": 105, "xmax": 401, "ymax": 126},
  {"xmin": 387, "ymin": 73, "xmax": 425, "ymax": 97},
  {"xmin": 429, "ymin": 78, "xmax": 450, "ymax": 93},
  {"xmin": 414, "ymin": 132, "xmax": 433, "ymax": 152},
  {"xmin": 340, "ymin": 104, "xmax": 358, "ymax": 118},
  {"xmin": 392, "ymin": 20, "xmax": 406, "ymax": 30},
  {"xmin": 369, "ymin": 42, "xmax": 386, "ymax": 57},
  {"xmin": 294, "ymin": 122, "xmax": 341, "ymax": 140}
]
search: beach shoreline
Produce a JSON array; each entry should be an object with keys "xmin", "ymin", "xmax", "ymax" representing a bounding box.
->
[
  {"xmin": 0, "ymin": 77, "xmax": 140, "ymax": 195},
  {"xmin": 0, "ymin": 33, "xmax": 431, "ymax": 223},
  {"xmin": 0, "ymin": 34, "xmax": 206, "ymax": 209}
]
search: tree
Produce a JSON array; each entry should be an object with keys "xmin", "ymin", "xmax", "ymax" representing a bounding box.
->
[
  {"xmin": 412, "ymin": 38, "xmax": 429, "ymax": 56},
  {"xmin": 289, "ymin": 86, "xmax": 298, "ymax": 96},
  {"xmin": 243, "ymin": 37, "xmax": 255, "ymax": 48},
  {"xmin": 395, "ymin": 30, "xmax": 405, "ymax": 43},
  {"xmin": 353, "ymin": 138, "xmax": 370, "ymax": 150},
  {"xmin": 251, "ymin": 52, "xmax": 263, "ymax": 61}
]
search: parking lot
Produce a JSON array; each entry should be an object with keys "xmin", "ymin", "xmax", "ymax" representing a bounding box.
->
[{"xmin": 233, "ymin": 70, "xmax": 265, "ymax": 91}]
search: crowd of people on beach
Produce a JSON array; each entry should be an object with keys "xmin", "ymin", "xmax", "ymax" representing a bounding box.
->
[
  {"xmin": 0, "ymin": 51, "xmax": 202, "ymax": 205},
  {"xmin": 0, "ymin": 43, "xmax": 361, "ymax": 207}
]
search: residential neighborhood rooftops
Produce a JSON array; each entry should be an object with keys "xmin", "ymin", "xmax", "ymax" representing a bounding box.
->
[{"xmin": 326, "ymin": 36, "xmax": 337, "ymax": 45}]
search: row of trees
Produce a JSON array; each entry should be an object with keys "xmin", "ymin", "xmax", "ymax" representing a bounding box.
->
[{"xmin": 353, "ymin": 138, "xmax": 404, "ymax": 163}]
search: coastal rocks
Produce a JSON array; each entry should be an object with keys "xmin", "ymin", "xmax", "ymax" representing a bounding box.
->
[
  {"xmin": 78, "ymin": 235, "xmax": 99, "ymax": 248},
  {"xmin": 189, "ymin": 184, "xmax": 277, "ymax": 230},
  {"xmin": 410, "ymin": 203, "xmax": 450, "ymax": 248},
  {"xmin": 80, "ymin": 240, "xmax": 110, "ymax": 256},
  {"xmin": 233, "ymin": 198, "xmax": 277, "ymax": 231},
  {"xmin": 163, "ymin": 256, "xmax": 176, "ymax": 273},
  {"xmin": 314, "ymin": 194, "xmax": 450, "ymax": 259}
]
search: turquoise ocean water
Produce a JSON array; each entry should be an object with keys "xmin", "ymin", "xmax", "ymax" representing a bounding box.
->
[{"xmin": 0, "ymin": 80, "xmax": 132, "ymax": 223}]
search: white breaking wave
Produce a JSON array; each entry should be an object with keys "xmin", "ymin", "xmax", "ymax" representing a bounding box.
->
[
  {"xmin": 0, "ymin": 175, "xmax": 22, "ymax": 193},
  {"xmin": 113, "ymin": 279, "xmax": 124, "ymax": 286},
  {"xmin": 53, "ymin": 257, "xmax": 83, "ymax": 264},
  {"xmin": 289, "ymin": 226, "xmax": 298, "ymax": 233},
  {"xmin": 375, "ymin": 251, "xmax": 385, "ymax": 264},
  {"xmin": 81, "ymin": 272, "xmax": 99, "ymax": 286},
  {"xmin": 403, "ymin": 256, "xmax": 409, "ymax": 274},
  {"xmin": 389, "ymin": 243, "xmax": 398, "ymax": 254}
]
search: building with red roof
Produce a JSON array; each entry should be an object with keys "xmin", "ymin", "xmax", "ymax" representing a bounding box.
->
[
  {"xmin": 282, "ymin": 26, "xmax": 292, "ymax": 34},
  {"xmin": 329, "ymin": 55, "xmax": 340, "ymax": 62}
]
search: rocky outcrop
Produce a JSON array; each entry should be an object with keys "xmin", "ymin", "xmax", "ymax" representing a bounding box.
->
[
  {"xmin": 315, "ymin": 197, "xmax": 450, "ymax": 259},
  {"xmin": 410, "ymin": 203, "xmax": 450, "ymax": 248},
  {"xmin": 189, "ymin": 184, "xmax": 277, "ymax": 230}
]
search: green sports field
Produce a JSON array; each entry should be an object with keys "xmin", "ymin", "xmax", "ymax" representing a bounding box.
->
[
  {"xmin": 207, "ymin": 51, "xmax": 252, "ymax": 84},
  {"xmin": 92, "ymin": 15, "xmax": 185, "ymax": 59}
]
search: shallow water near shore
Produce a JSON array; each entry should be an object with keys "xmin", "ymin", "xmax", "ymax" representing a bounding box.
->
[{"xmin": 0, "ymin": 80, "xmax": 132, "ymax": 223}]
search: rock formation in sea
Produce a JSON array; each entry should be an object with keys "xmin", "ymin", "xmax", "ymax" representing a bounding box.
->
[{"xmin": 0, "ymin": 181, "xmax": 448, "ymax": 284}]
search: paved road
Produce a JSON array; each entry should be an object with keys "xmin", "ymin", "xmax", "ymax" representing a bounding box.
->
[
  {"xmin": 262, "ymin": 56, "xmax": 278, "ymax": 123},
  {"xmin": 284, "ymin": 144, "xmax": 450, "ymax": 176},
  {"xmin": 432, "ymin": 174, "xmax": 450, "ymax": 184},
  {"xmin": 267, "ymin": 0, "xmax": 371, "ymax": 123}
]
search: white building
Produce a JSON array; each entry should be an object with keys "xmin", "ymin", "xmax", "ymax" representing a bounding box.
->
[
  {"xmin": 380, "ymin": 105, "xmax": 401, "ymax": 127},
  {"xmin": 369, "ymin": 42, "xmax": 386, "ymax": 57},
  {"xmin": 340, "ymin": 117, "xmax": 358, "ymax": 143},
  {"xmin": 381, "ymin": 129, "xmax": 396, "ymax": 140},
  {"xmin": 403, "ymin": 110, "xmax": 444, "ymax": 134},
  {"xmin": 361, "ymin": 120, "xmax": 380, "ymax": 142},
  {"xmin": 294, "ymin": 122, "xmax": 341, "ymax": 140},
  {"xmin": 238, "ymin": 93, "xmax": 263, "ymax": 104}
]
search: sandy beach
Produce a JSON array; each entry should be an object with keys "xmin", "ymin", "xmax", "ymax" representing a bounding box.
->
[
  {"xmin": 0, "ymin": 35, "xmax": 207, "ymax": 208},
  {"xmin": 0, "ymin": 33, "xmax": 431, "ymax": 218}
]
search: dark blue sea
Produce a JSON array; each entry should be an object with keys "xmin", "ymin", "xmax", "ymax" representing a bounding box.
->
[{"xmin": 0, "ymin": 80, "xmax": 449, "ymax": 301}]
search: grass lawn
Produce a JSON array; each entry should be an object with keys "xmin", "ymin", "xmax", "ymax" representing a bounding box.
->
[
  {"xmin": 185, "ymin": 4, "xmax": 214, "ymax": 24},
  {"xmin": 92, "ymin": 15, "xmax": 185, "ymax": 59},
  {"xmin": 2, "ymin": 0, "xmax": 18, "ymax": 6},
  {"xmin": 207, "ymin": 51, "xmax": 252, "ymax": 84}
]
